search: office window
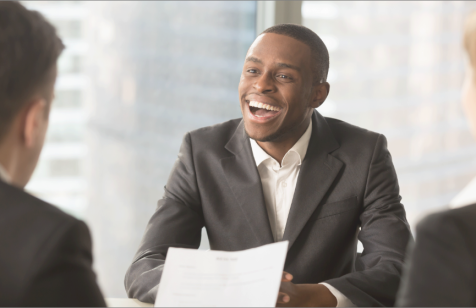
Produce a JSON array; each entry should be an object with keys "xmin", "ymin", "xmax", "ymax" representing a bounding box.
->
[
  {"xmin": 23, "ymin": 0, "xmax": 87, "ymax": 220},
  {"xmin": 302, "ymin": 1, "xmax": 476, "ymax": 228},
  {"xmin": 23, "ymin": 1, "xmax": 256, "ymax": 297},
  {"xmin": 22, "ymin": 0, "xmax": 476, "ymax": 299},
  {"xmin": 54, "ymin": 90, "xmax": 82, "ymax": 108}
]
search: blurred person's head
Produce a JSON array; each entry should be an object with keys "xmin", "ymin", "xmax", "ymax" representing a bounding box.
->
[
  {"xmin": 463, "ymin": 10, "xmax": 476, "ymax": 140},
  {"xmin": 0, "ymin": 1, "xmax": 63, "ymax": 187},
  {"xmin": 238, "ymin": 24, "xmax": 330, "ymax": 144}
]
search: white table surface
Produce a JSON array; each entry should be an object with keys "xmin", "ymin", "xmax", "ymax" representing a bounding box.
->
[{"xmin": 106, "ymin": 298, "xmax": 153, "ymax": 307}]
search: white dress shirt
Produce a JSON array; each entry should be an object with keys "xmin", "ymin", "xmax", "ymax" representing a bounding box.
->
[
  {"xmin": 250, "ymin": 120, "xmax": 354, "ymax": 307},
  {"xmin": 0, "ymin": 163, "xmax": 10, "ymax": 184}
]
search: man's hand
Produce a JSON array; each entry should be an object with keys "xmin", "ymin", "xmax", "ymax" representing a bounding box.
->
[{"xmin": 276, "ymin": 272, "xmax": 338, "ymax": 307}]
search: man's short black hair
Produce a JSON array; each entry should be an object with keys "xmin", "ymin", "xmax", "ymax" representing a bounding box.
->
[
  {"xmin": 262, "ymin": 24, "xmax": 329, "ymax": 85},
  {"xmin": 0, "ymin": 1, "xmax": 64, "ymax": 141}
]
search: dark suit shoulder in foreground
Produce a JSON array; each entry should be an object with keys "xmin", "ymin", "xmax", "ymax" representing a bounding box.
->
[
  {"xmin": 0, "ymin": 180, "xmax": 106, "ymax": 307},
  {"xmin": 397, "ymin": 203, "xmax": 476, "ymax": 307}
]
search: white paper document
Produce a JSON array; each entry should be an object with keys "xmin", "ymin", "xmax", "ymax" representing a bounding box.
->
[{"xmin": 155, "ymin": 241, "xmax": 288, "ymax": 307}]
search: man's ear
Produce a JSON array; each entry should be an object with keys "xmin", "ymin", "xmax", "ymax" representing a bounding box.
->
[
  {"xmin": 309, "ymin": 82, "xmax": 330, "ymax": 109},
  {"xmin": 22, "ymin": 99, "xmax": 48, "ymax": 148}
]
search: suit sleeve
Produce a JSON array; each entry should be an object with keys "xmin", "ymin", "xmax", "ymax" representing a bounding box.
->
[
  {"xmin": 397, "ymin": 211, "xmax": 476, "ymax": 307},
  {"xmin": 125, "ymin": 132, "xmax": 204, "ymax": 303},
  {"xmin": 324, "ymin": 134, "xmax": 413, "ymax": 307},
  {"xmin": 22, "ymin": 219, "xmax": 106, "ymax": 307}
]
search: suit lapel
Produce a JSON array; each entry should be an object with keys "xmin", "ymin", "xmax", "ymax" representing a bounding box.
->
[
  {"xmin": 221, "ymin": 120, "xmax": 275, "ymax": 246},
  {"xmin": 282, "ymin": 111, "xmax": 343, "ymax": 251}
]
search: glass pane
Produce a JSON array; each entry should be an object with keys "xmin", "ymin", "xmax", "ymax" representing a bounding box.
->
[
  {"xmin": 23, "ymin": 0, "xmax": 256, "ymax": 297},
  {"xmin": 302, "ymin": 1, "xmax": 476, "ymax": 230}
]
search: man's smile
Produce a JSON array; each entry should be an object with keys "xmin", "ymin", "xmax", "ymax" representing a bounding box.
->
[{"xmin": 246, "ymin": 99, "xmax": 283, "ymax": 123}]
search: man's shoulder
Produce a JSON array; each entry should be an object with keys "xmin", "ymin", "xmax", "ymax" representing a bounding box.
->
[
  {"xmin": 324, "ymin": 117, "xmax": 381, "ymax": 141},
  {"xmin": 323, "ymin": 117, "xmax": 382, "ymax": 155},
  {"xmin": 0, "ymin": 181, "xmax": 87, "ymax": 305},
  {"xmin": 0, "ymin": 180, "xmax": 82, "ymax": 254},
  {"xmin": 417, "ymin": 203, "xmax": 476, "ymax": 238},
  {"xmin": 189, "ymin": 118, "xmax": 242, "ymax": 138},
  {"xmin": 187, "ymin": 118, "xmax": 242, "ymax": 150},
  {"xmin": 0, "ymin": 180, "xmax": 77, "ymax": 226}
]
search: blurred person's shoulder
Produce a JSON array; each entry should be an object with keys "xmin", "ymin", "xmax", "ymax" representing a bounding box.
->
[
  {"xmin": 0, "ymin": 179, "xmax": 79, "ymax": 228},
  {"xmin": 0, "ymin": 179, "xmax": 91, "ymax": 305},
  {"xmin": 416, "ymin": 203, "xmax": 476, "ymax": 239},
  {"xmin": 396, "ymin": 203, "xmax": 476, "ymax": 307},
  {"xmin": 0, "ymin": 179, "xmax": 88, "ymax": 256}
]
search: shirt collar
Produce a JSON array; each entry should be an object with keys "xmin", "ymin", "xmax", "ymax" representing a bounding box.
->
[
  {"xmin": 250, "ymin": 119, "xmax": 313, "ymax": 167},
  {"xmin": 0, "ymin": 163, "xmax": 11, "ymax": 184}
]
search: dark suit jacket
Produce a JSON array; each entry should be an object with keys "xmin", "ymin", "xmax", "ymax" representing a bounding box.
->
[
  {"xmin": 125, "ymin": 110, "xmax": 412, "ymax": 306},
  {"xmin": 0, "ymin": 180, "xmax": 106, "ymax": 307},
  {"xmin": 397, "ymin": 203, "xmax": 476, "ymax": 307}
]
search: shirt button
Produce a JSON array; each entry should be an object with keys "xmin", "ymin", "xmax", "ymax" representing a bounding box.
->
[{"xmin": 282, "ymin": 182, "xmax": 287, "ymax": 187}]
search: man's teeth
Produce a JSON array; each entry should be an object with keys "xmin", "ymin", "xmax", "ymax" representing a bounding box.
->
[{"xmin": 249, "ymin": 101, "xmax": 280, "ymax": 111}]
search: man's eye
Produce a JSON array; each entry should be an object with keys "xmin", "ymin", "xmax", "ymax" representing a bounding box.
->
[
  {"xmin": 247, "ymin": 69, "xmax": 257, "ymax": 74},
  {"xmin": 277, "ymin": 74, "xmax": 288, "ymax": 79}
]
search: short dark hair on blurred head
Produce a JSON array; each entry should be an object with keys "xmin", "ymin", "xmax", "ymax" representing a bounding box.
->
[
  {"xmin": 0, "ymin": 1, "xmax": 64, "ymax": 141},
  {"xmin": 262, "ymin": 24, "xmax": 329, "ymax": 85}
]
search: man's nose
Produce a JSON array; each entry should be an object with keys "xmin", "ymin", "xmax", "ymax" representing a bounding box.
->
[{"xmin": 253, "ymin": 71, "xmax": 276, "ymax": 93}]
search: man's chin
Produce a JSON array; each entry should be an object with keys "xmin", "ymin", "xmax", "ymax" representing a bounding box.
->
[{"xmin": 245, "ymin": 127, "xmax": 284, "ymax": 143}]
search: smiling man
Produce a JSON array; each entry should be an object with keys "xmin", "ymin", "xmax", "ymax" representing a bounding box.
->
[{"xmin": 126, "ymin": 24, "xmax": 412, "ymax": 307}]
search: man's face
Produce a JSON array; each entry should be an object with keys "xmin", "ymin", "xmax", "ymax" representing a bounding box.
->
[{"xmin": 238, "ymin": 33, "xmax": 317, "ymax": 142}]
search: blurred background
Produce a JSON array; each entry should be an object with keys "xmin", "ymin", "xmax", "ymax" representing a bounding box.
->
[{"xmin": 21, "ymin": 0, "xmax": 476, "ymax": 298}]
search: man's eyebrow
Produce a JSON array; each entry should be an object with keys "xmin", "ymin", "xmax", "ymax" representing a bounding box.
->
[
  {"xmin": 277, "ymin": 62, "xmax": 301, "ymax": 72},
  {"xmin": 244, "ymin": 57, "xmax": 300, "ymax": 72},
  {"xmin": 245, "ymin": 56, "xmax": 263, "ymax": 64}
]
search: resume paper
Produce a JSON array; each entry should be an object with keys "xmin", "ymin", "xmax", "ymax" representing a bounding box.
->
[{"xmin": 155, "ymin": 241, "xmax": 288, "ymax": 307}]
